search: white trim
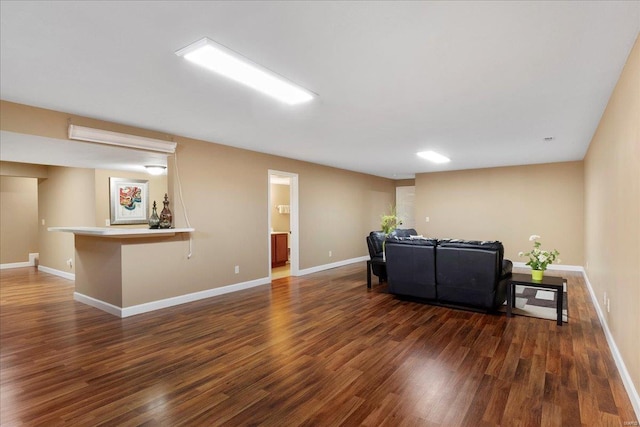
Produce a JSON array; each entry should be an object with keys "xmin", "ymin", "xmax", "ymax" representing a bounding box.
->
[
  {"xmin": 513, "ymin": 261, "xmax": 640, "ymax": 417},
  {"xmin": 581, "ymin": 270, "xmax": 640, "ymax": 419},
  {"xmin": 297, "ymin": 255, "xmax": 369, "ymax": 276},
  {"xmin": 68, "ymin": 125, "xmax": 176, "ymax": 154},
  {"xmin": 511, "ymin": 261, "xmax": 584, "ymax": 272},
  {"xmin": 74, "ymin": 293, "xmax": 122, "ymax": 317},
  {"xmin": 268, "ymin": 170, "xmax": 299, "ymax": 277},
  {"xmin": 48, "ymin": 226, "xmax": 194, "ymax": 237},
  {"xmin": 37, "ymin": 265, "xmax": 75, "ymax": 281},
  {"xmin": 74, "ymin": 277, "xmax": 271, "ymax": 318},
  {"xmin": 1, "ymin": 252, "xmax": 39, "ymax": 269},
  {"xmin": 0, "ymin": 261, "xmax": 32, "ymax": 269}
]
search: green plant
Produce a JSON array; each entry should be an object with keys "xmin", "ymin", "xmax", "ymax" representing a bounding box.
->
[
  {"xmin": 381, "ymin": 206, "xmax": 402, "ymax": 236},
  {"xmin": 519, "ymin": 235, "xmax": 560, "ymax": 271}
]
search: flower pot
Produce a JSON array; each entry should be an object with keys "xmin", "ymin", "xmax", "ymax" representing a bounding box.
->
[{"xmin": 531, "ymin": 269, "xmax": 544, "ymax": 281}]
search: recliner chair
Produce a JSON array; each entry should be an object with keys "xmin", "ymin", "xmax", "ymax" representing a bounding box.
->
[
  {"xmin": 384, "ymin": 237, "xmax": 513, "ymax": 311},
  {"xmin": 366, "ymin": 229, "xmax": 418, "ymax": 283},
  {"xmin": 366, "ymin": 231, "xmax": 387, "ymax": 282}
]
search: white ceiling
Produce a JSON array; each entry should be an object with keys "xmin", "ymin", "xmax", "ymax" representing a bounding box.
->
[{"xmin": 1, "ymin": 1, "xmax": 638, "ymax": 178}]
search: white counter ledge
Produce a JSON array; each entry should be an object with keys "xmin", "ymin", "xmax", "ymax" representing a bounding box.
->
[{"xmin": 48, "ymin": 226, "xmax": 195, "ymax": 238}]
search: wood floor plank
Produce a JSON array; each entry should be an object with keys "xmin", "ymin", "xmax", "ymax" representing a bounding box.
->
[{"xmin": 1, "ymin": 266, "xmax": 637, "ymax": 426}]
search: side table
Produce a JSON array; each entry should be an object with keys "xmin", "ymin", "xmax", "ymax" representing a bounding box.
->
[{"xmin": 507, "ymin": 273, "xmax": 566, "ymax": 326}]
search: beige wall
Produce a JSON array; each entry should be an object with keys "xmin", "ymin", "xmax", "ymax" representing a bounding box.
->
[
  {"xmin": 38, "ymin": 166, "xmax": 96, "ymax": 273},
  {"xmin": 0, "ymin": 100, "xmax": 173, "ymax": 142},
  {"xmin": 584, "ymin": 36, "xmax": 639, "ymax": 394},
  {"xmin": 168, "ymin": 136, "xmax": 394, "ymax": 280},
  {"xmin": 75, "ymin": 235, "xmax": 123, "ymax": 306},
  {"xmin": 270, "ymin": 183, "xmax": 290, "ymax": 233},
  {"xmin": 1, "ymin": 101, "xmax": 395, "ymax": 295},
  {"xmin": 0, "ymin": 176, "xmax": 38, "ymax": 264},
  {"xmin": 295, "ymin": 161, "xmax": 394, "ymax": 265},
  {"xmin": 1, "ymin": 161, "xmax": 48, "ymax": 179},
  {"xmin": 414, "ymin": 161, "xmax": 584, "ymax": 265}
]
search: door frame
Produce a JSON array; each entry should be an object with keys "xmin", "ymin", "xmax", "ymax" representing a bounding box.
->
[{"xmin": 268, "ymin": 170, "xmax": 299, "ymax": 277}]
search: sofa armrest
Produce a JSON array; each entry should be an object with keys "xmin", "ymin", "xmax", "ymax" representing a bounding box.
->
[{"xmin": 501, "ymin": 259, "xmax": 513, "ymax": 278}]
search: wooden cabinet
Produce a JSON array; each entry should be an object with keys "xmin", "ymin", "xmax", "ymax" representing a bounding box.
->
[{"xmin": 271, "ymin": 233, "xmax": 288, "ymax": 268}]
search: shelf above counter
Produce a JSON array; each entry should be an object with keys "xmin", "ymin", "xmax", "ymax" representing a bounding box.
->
[{"xmin": 48, "ymin": 226, "xmax": 195, "ymax": 238}]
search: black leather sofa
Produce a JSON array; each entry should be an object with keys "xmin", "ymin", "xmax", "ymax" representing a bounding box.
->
[
  {"xmin": 365, "ymin": 229, "xmax": 417, "ymax": 282},
  {"xmin": 384, "ymin": 237, "xmax": 513, "ymax": 311}
]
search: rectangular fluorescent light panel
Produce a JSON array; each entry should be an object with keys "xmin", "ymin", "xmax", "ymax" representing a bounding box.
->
[
  {"xmin": 417, "ymin": 150, "xmax": 451, "ymax": 163},
  {"xmin": 68, "ymin": 125, "xmax": 177, "ymax": 154},
  {"xmin": 175, "ymin": 37, "xmax": 314, "ymax": 105}
]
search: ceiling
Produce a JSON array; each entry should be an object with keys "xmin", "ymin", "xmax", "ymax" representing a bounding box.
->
[{"xmin": 1, "ymin": 1, "xmax": 638, "ymax": 179}]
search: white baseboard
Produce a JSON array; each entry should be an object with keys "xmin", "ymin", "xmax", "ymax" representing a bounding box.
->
[
  {"xmin": 74, "ymin": 293, "xmax": 122, "ymax": 317},
  {"xmin": 513, "ymin": 262, "xmax": 639, "ymax": 416},
  {"xmin": 297, "ymin": 255, "xmax": 369, "ymax": 276},
  {"xmin": 0, "ymin": 261, "xmax": 32, "ymax": 269},
  {"xmin": 37, "ymin": 265, "xmax": 75, "ymax": 281},
  {"xmin": 75, "ymin": 277, "xmax": 271, "ymax": 318},
  {"xmin": 1, "ymin": 252, "xmax": 39, "ymax": 270},
  {"xmin": 581, "ymin": 270, "xmax": 640, "ymax": 420}
]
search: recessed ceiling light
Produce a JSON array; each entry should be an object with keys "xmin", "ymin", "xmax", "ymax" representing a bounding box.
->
[
  {"xmin": 145, "ymin": 165, "xmax": 166, "ymax": 175},
  {"xmin": 175, "ymin": 37, "xmax": 315, "ymax": 105},
  {"xmin": 417, "ymin": 151, "xmax": 451, "ymax": 163}
]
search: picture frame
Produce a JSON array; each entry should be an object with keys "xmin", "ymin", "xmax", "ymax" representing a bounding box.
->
[{"xmin": 109, "ymin": 177, "xmax": 149, "ymax": 225}]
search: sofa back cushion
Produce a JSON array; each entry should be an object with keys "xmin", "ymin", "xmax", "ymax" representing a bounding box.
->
[
  {"xmin": 435, "ymin": 240, "xmax": 504, "ymax": 309},
  {"xmin": 366, "ymin": 231, "xmax": 386, "ymax": 258},
  {"xmin": 390, "ymin": 228, "xmax": 418, "ymax": 238},
  {"xmin": 367, "ymin": 229, "xmax": 418, "ymax": 258},
  {"xmin": 385, "ymin": 237, "xmax": 438, "ymax": 299}
]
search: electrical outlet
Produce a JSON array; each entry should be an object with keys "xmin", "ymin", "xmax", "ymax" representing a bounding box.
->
[
  {"xmin": 41, "ymin": 219, "xmax": 45, "ymax": 226},
  {"xmin": 425, "ymin": 216, "xmax": 430, "ymax": 222},
  {"xmin": 329, "ymin": 251, "xmax": 332, "ymax": 257},
  {"xmin": 66, "ymin": 258, "xmax": 73, "ymax": 269},
  {"xmin": 234, "ymin": 265, "xmax": 239, "ymax": 274},
  {"xmin": 607, "ymin": 298, "xmax": 610, "ymax": 313},
  {"xmin": 105, "ymin": 219, "xmax": 110, "ymax": 227},
  {"xmin": 603, "ymin": 292, "xmax": 607, "ymax": 307}
]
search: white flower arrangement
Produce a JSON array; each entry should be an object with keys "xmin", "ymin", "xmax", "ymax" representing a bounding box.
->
[{"xmin": 518, "ymin": 235, "xmax": 560, "ymax": 271}]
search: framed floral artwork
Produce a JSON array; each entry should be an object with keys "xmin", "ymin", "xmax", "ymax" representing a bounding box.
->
[{"xmin": 109, "ymin": 177, "xmax": 149, "ymax": 225}]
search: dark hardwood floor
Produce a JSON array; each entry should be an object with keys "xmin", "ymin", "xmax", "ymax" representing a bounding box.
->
[{"xmin": 1, "ymin": 265, "xmax": 637, "ymax": 426}]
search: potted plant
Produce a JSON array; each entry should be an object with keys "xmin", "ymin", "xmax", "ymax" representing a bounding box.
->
[
  {"xmin": 380, "ymin": 206, "xmax": 402, "ymax": 260},
  {"xmin": 519, "ymin": 235, "xmax": 560, "ymax": 280}
]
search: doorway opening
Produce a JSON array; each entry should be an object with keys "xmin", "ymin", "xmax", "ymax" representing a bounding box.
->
[{"xmin": 268, "ymin": 171, "xmax": 299, "ymax": 280}]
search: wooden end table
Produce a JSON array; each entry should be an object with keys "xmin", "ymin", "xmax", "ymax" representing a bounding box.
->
[{"xmin": 507, "ymin": 273, "xmax": 566, "ymax": 326}]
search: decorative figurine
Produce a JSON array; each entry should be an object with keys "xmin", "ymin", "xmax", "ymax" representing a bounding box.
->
[
  {"xmin": 159, "ymin": 193, "xmax": 173, "ymax": 229},
  {"xmin": 148, "ymin": 200, "xmax": 160, "ymax": 229}
]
